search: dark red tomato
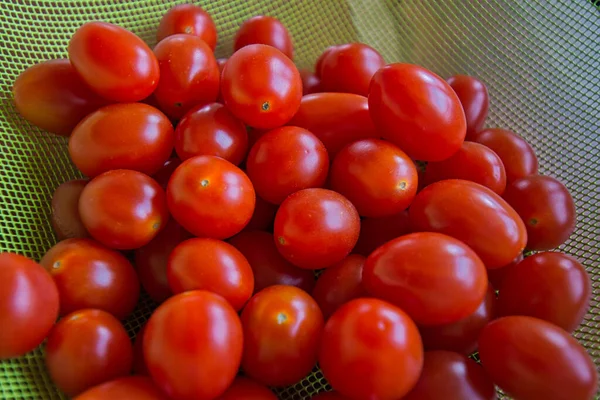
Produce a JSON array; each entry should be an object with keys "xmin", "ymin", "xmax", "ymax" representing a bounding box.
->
[
  {"xmin": 447, "ymin": 75, "xmax": 489, "ymax": 139},
  {"xmin": 0, "ymin": 253, "xmax": 59, "ymax": 360},
  {"xmin": 221, "ymin": 44, "xmax": 302, "ymax": 129},
  {"xmin": 69, "ymin": 103, "xmax": 174, "ymax": 177},
  {"xmin": 45, "ymin": 309, "xmax": 133, "ymax": 397},
  {"xmin": 472, "ymin": 128, "xmax": 538, "ymax": 183},
  {"xmin": 403, "ymin": 351, "xmax": 497, "ymax": 400},
  {"xmin": 311, "ymin": 392, "xmax": 349, "ymax": 400},
  {"xmin": 216, "ymin": 377, "xmax": 277, "ymax": 400},
  {"xmin": 234, "ymin": 16, "xmax": 294, "ymax": 60},
  {"xmin": 319, "ymin": 298, "xmax": 423, "ymax": 400},
  {"xmin": 68, "ymin": 22, "xmax": 159, "ymax": 102},
  {"xmin": 167, "ymin": 155, "xmax": 255, "ymax": 239},
  {"xmin": 133, "ymin": 323, "xmax": 149, "ymax": 376},
  {"xmin": 330, "ymin": 139, "xmax": 418, "ymax": 217},
  {"xmin": 241, "ymin": 285, "xmax": 324, "ymax": 386},
  {"xmin": 144, "ymin": 291, "xmax": 243, "ymax": 400},
  {"xmin": 369, "ymin": 63, "xmax": 466, "ymax": 161},
  {"xmin": 479, "ymin": 316, "xmax": 598, "ymax": 400},
  {"xmin": 352, "ymin": 211, "xmax": 412, "ymax": 257},
  {"xmin": 216, "ymin": 58, "xmax": 227, "ymax": 103},
  {"xmin": 51, "ymin": 179, "xmax": 89, "ymax": 240},
  {"xmin": 152, "ymin": 158, "xmax": 181, "ymax": 190},
  {"xmin": 156, "ymin": 4, "xmax": 217, "ymax": 50},
  {"xmin": 409, "ymin": 179, "xmax": 527, "ymax": 269},
  {"xmin": 13, "ymin": 59, "xmax": 109, "ymax": 136},
  {"xmin": 503, "ymin": 175, "xmax": 576, "ymax": 250},
  {"xmin": 300, "ymin": 69, "xmax": 321, "ymax": 95},
  {"xmin": 423, "ymin": 141, "xmax": 507, "ymax": 195},
  {"xmin": 274, "ymin": 188, "xmax": 360, "ymax": 269},
  {"xmin": 315, "ymin": 46, "xmax": 337, "ymax": 78},
  {"xmin": 74, "ymin": 376, "xmax": 167, "ymax": 400},
  {"xmin": 487, "ymin": 253, "xmax": 523, "ymax": 290},
  {"xmin": 242, "ymin": 195, "xmax": 278, "ymax": 232}
]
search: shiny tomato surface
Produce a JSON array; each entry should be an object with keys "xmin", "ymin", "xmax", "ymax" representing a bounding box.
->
[
  {"xmin": 234, "ymin": 16, "xmax": 294, "ymax": 59},
  {"xmin": 156, "ymin": 4, "xmax": 217, "ymax": 49},
  {"xmin": 447, "ymin": 74, "xmax": 489, "ymax": 139}
]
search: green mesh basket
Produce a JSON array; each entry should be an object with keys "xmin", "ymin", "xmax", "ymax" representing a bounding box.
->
[{"xmin": 1, "ymin": 1, "xmax": 599, "ymax": 399}]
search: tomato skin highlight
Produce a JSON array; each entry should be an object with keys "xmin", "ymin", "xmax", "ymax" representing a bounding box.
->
[
  {"xmin": 156, "ymin": 4, "xmax": 217, "ymax": 50},
  {"xmin": 234, "ymin": 16, "xmax": 294, "ymax": 60},
  {"xmin": 447, "ymin": 74, "xmax": 489, "ymax": 139}
]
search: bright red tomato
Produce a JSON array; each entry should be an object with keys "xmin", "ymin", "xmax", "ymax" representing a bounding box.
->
[
  {"xmin": 216, "ymin": 377, "xmax": 277, "ymax": 400},
  {"xmin": 369, "ymin": 63, "xmax": 466, "ymax": 161},
  {"xmin": 311, "ymin": 392, "xmax": 348, "ymax": 400},
  {"xmin": 152, "ymin": 158, "xmax": 181, "ymax": 190},
  {"xmin": 144, "ymin": 290, "xmax": 243, "ymax": 400},
  {"xmin": 447, "ymin": 75, "xmax": 489, "ymax": 139},
  {"xmin": 221, "ymin": 44, "xmax": 302, "ymax": 129},
  {"xmin": 319, "ymin": 298, "xmax": 423, "ymax": 400},
  {"xmin": 68, "ymin": 22, "xmax": 159, "ymax": 102},
  {"xmin": 234, "ymin": 16, "xmax": 294, "ymax": 59},
  {"xmin": 167, "ymin": 155, "xmax": 255, "ymax": 239},
  {"xmin": 274, "ymin": 188, "xmax": 360, "ymax": 269},
  {"xmin": 479, "ymin": 316, "xmax": 598, "ymax": 400},
  {"xmin": 315, "ymin": 46, "xmax": 337, "ymax": 78},
  {"xmin": 409, "ymin": 179, "xmax": 527, "ymax": 269},
  {"xmin": 352, "ymin": 211, "xmax": 412, "ymax": 257},
  {"xmin": 156, "ymin": 4, "xmax": 217, "ymax": 50},
  {"xmin": 51, "ymin": 179, "xmax": 89, "ymax": 240},
  {"xmin": 74, "ymin": 376, "xmax": 167, "ymax": 400},
  {"xmin": 242, "ymin": 195, "xmax": 278, "ymax": 232},
  {"xmin": 132, "ymin": 323, "xmax": 149, "ymax": 376},
  {"xmin": 45, "ymin": 309, "xmax": 133, "ymax": 397},
  {"xmin": 487, "ymin": 253, "xmax": 523, "ymax": 290},
  {"xmin": 69, "ymin": 103, "xmax": 174, "ymax": 177},
  {"xmin": 300, "ymin": 69, "xmax": 321, "ymax": 95}
]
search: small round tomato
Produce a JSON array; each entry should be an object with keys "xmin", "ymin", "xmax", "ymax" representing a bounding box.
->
[
  {"xmin": 132, "ymin": 323, "xmax": 149, "ymax": 376},
  {"xmin": 487, "ymin": 253, "xmax": 523, "ymax": 290},
  {"xmin": 144, "ymin": 291, "xmax": 243, "ymax": 400},
  {"xmin": 352, "ymin": 211, "xmax": 412, "ymax": 257},
  {"xmin": 242, "ymin": 196, "xmax": 278, "ymax": 232},
  {"xmin": 69, "ymin": 103, "xmax": 174, "ymax": 177},
  {"xmin": 241, "ymin": 285, "xmax": 324, "ymax": 386},
  {"xmin": 319, "ymin": 298, "xmax": 423, "ymax": 400},
  {"xmin": 369, "ymin": 63, "xmax": 466, "ymax": 161},
  {"xmin": 221, "ymin": 44, "xmax": 302, "ymax": 129},
  {"xmin": 216, "ymin": 377, "xmax": 277, "ymax": 400},
  {"xmin": 300, "ymin": 69, "xmax": 321, "ymax": 95},
  {"xmin": 51, "ymin": 179, "xmax": 89, "ymax": 240},
  {"xmin": 45, "ymin": 309, "xmax": 133, "ymax": 397},
  {"xmin": 447, "ymin": 75, "xmax": 489, "ymax": 139},
  {"xmin": 74, "ymin": 376, "xmax": 166, "ymax": 400},
  {"xmin": 311, "ymin": 392, "xmax": 348, "ymax": 400},
  {"xmin": 274, "ymin": 188, "xmax": 360, "ymax": 269},
  {"xmin": 167, "ymin": 155, "xmax": 255, "ymax": 239},
  {"xmin": 0, "ymin": 253, "xmax": 59, "ymax": 360},
  {"xmin": 156, "ymin": 4, "xmax": 217, "ymax": 50},
  {"xmin": 503, "ymin": 175, "xmax": 576, "ymax": 250},
  {"xmin": 315, "ymin": 46, "xmax": 337, "ymax": 78},
  {"xmin": 246, "ymin": 126, "xmax": 329, "ymax": 204},
  {"xmin": 152, "ymin": 158, "xmax": 182, "ymax": 190},
  {"xmin": 479, "ymin": 316, "xmax": 598, "ymax": 400},
  {"xmin": 68, "ymin": 22, "xmax": 159, "ymax": 102},
  {"xmin": 234, "ymin": 16, "xmax": 294, "ymax": 59}
]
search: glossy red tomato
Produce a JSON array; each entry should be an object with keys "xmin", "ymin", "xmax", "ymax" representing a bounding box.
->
[
  {"xmin": 319, "ymin": 298, "xmax": 423, "ymax": 400},
  {"xmin": 503, "ymin": 175, "xmax": 576, "ymax": 250},
  {"xmin": 216, "ymin": 58, "xmax": 227, "ymax": 103},
  {"xmin": 216, "ymin": 377, "xmax": 277, "ymax": 400},
  {"xmin": 479, "ymin": 316, "xmax": 598, "ymax": 400},
  {"xmin": 242, "ymin": 196, "xmax": 278, "ymax": 232},
  {"xmin": 51, "ymin": 179, "xmax": 89, "ymax": 240},
  {"xmin": 69, "ymin": 103, "xmax": 174, "ymax": 177},
  {"xmin": 409, "ymin": 179, "xmax": 527, "ymax": 269},
  {"xmin": 221, "ymin": 44, "xmax": 302, "ymax": 129},
  {"xmin": 315, "ymin": 46, "xmax": 337, "ymax": 78},
  {"xmin": 274, "ymin": 188, "xmax": 360, "ymax": 269},
  {"xmin": 132, "ymin": 323, "xmax": 149, "ymax": 376},
  {"xmin": 241, "ymin": 285, "xmax": 324, "ymax": 386},
  {"xmin": 152, "ymin": 158, "xmax": 182, "ymax": 190},
  {"xmin": 311, "ymin": 392, "xmax": 348, "ymax": 400},
  {"xmin": 447, "ymin": 75, "xmax": 489, "ymax": 139},
  {"xmin": 352, "ymin": 211, "xmax": 412, "ymax": 257},
  {"xmin": 45, "ymin": 309, "xmax": 133, "ymax": 396},
  {"xmin": 300, "ymin": 69, "xmax": 321, "ymax": 95},
  {"xmin": 74, "ymin": 376, "xmax": 167, "ymax": 400},
  {"xmin": 68, "ymin": 22, "xmax": 159, "ymax": 102},
  {"xmin": 234, "ymin": 16, "xmax": 294, "ymax": 59},
  {"xmin": 0, "ymin": 253, "xmax": 59, "ymax": 360},
  {"xmin": 369, "ymin": 63, "xmax": 466, "ymax": 161},
  {"xmin": 156, "ymin": 4, "xmax": 217, "ymax": 50},
  {"xmin": 167, "ymin": 155, "xmax": 255, "ymax": 239},
  {"xmin": 144, "ymin": 290, "xmax": 243, "ymax": 400},
  {"xmin": 487, "ymin": 253, "xmax": 523, "ymax": 290}
]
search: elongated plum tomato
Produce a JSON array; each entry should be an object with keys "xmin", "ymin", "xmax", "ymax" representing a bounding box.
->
[
  {"xmin": 447, "ymin": 75, "xmax": 489, "ymax": 139},
  {"xmin": 315, "ymin": 45, "xmax": 337, "ymax": 78},
  {"xmin": 74, "ymin": 376, "xmax": 167, "ymax": 400},
  {"xmin": 409, "ymin": 179, "xmax": 527, "ymax": 269},
  {"xmin": 156, "ymin": 4, "xmax": 217, "ymax": 50},
  {"xmin": 68, "ymin": 22, "xmax": 159, "ymax": 102},
  {"xmin": 216, "ymin": 377, "xmax": 277, "ymax": 400},
  {"xmin": 300, "ymin": 69, "xmax": 321, "ymax": 95},
  {"xmin": 234, "ymin": 16, "xmax": 294, "ymax": 60},
  {"xmin": 12, "ymin": 59, "xmax": 109, "ymax": 136},
  {"xmin": 51, "ymin": 179, "xmax": 89, "ymax": 240},
  {"xmin": 221, "ymin": 44, "xmax": 302, "ymax": 129},
  {"xmin": 369, "ymin": 63, "xmax": 466, "ymax": 161},
  {"xmin": 352, "ymin": 211, "xmax": 412, "ymax": 257}
]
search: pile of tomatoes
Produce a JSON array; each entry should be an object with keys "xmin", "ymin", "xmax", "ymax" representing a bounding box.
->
[{"xmin": 3, "ymin": 3, "xmax": 597, "ymax": 400}]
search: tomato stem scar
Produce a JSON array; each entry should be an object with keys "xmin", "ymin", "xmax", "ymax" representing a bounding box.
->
[
  {"xmin": 201, "ymin": 179, "xmax": 209, "ymax": 187},
  {"xmin": 261, "ymin": 101, "xmax": 270, "ymax": 111}
]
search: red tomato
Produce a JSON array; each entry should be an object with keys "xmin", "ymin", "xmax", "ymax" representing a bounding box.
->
[
  {"xmin": 74, "ymin": 376, "xmax": 167, "ymax": 400},
  {"xmin": 246, "ymin": 126, "xmax": 329, "ymax": 204},
  {"xmin": 315, "ymin": 46, "xmax": 337, "ymax": 78},
  {"xmin": 479, "ymin": 316, "xmax": 598, "ymax": 400},
  {"xmin": 216, "ymin": 58, "xmax": 227, "ymax": 103},
  {"xmin": 174, "ymin": 103, "xmax": 248, "ymax": 164},
  {"xmin": 234, "ymin": 16, "xmax": 294, "ymax": 60},
  {"xmin": 300, "ymin": 69, "xmax": 321, "ymax": 95},
  {"xmin": 311, "ymin": 393, "xmax": 348, "ymax": 400},
  {"xmin": 156, "ymin": 4, "xmax": 217, "ymax": 50},
  {"xmin": 369, "ymin": 63, "xmax": 466, "ymax": 161},
  {"xmin": 352, "ymin": 211, "xmax": 412, "ymax": 257},
  {"xmin": 216, "ymin": 377, "xmax": 277, "ymax": 400},
  {"xmin": 241, "ymin": 285, "xmax": 324, "ymax": 386},
  {"xmin": 152, "ymin": 158, "xmax": 181, "ymax": 190},
  {"xmin": 447, "ymin": 75, "xmax": 489, "ymax": 139},
  {"xmin": 503, "ymin": 175, "xmax": 576, "ymax": 250},
  {"xmin": 487, "ymin": 253, "xmax": 523, "ymax": 290},
  {"xmin": 68, "ymin": 22, "xmax": 159, "ymax": 102},
  {"xmin": 319, "ymin": 298, "xmax": 423, "ymax": 400},
  {"xmin": 144, "ymin": 291, "xmax": 243, "ymax": 400},
  {"xmin": 221, "ymin": 44, "xmax": 302, "ymax": 129},
  {"xmin": 45, "ymin": 309, "xmax": 133, "ymax": 396},
  {"xmin": 0, "ymin": 253, "xmax": 59, "ymax": 360},
  {"xmin": 242, "ymin": 195, "xmax": 278, "ymax": 232},
  {"xmin": 409, "ymin": 179, "xmax": 527, "ymax": 269},
  {"xmin": 274, "ymin": 188, "xmax": 360, "ymax": 269},
  {"xmin": 51, "ymin": 179, "xmax": 89, "ymax": 240},
  {"xmin": 69, "ymin": 103, "xmax": 174, "ymax": 177},
  {"xmin": 167, "ymin": 155, "xmax": 255, "ymax": 239},
  {"xmin": 132, "ymin": 323, "xmax": 149, "ymax": 376}
]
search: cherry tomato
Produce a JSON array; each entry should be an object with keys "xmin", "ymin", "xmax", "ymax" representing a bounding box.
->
[
  {"xmin": 274, "ymin": 188, "xmax": 360, "ymax": 269},
  {"xmin": 487, "ymin": 253, "xmax": 523, "ymax": 290},
  {"xmin": 409, "ymin": 179, "xmax": 527, "ymax": 269},
  {"xmin": 152, "ymin": 158, "xmax": 181, "ymax": 190},
  {"xmin": 69, "ymin": 103, "xmax": 174, "ymax": 177},
  {"xmin": 311, "ymin": 392, "xmax": 348, "ymax": 400},
  {"xmin": 479, "ymin": 316, "xmax": 598, "ymax": 400},
  {"xmin": 315, "ymin": 46, "xmax": 337, "ymax": 78},
  {"xmin": 132, "ymin": 323, "xmax": 149, "ymax": 376},
  {"xmin": 221, "ymin": 44, "xmax": 302, "ymax": 129},
  {"xmin": 216, "ymin": 377, "xmax": 277, "ymax": 400},
  {"xmin": 447, "ymin": 75, "xmax": 489, "ymax": 139},
  {"xmin": 369, "ymin": 63, "xmax": 466, "ymax": 161},
  {"xmin": 13, "ymin": 59, "xmax": 109, "ymax": 136},
  {"xmin": 167, "ymin": 155, "xmax": 255, "ymax": 239},
  {"xmin": 144, "ymin": 290, "xmax": 243, "ymax": 400},
  {"xmin": 51, "ymin": 179, "xmax": 89, "ymax": 240},
  {"xmin": 234, "ymin": 16, "xmax": 294, "ymax": 60},
  {"xmin": 503, "ymin": 175, "xmax": 576, "ymax": 250},
  {"xmin": 156, "ymin": 4, "xmax": 217, "ymax": 50},
  {"xmin": 45, "ymin": 309, "xmax": 133, "ymax": 396},
  {"xmin": 174, "ymin": 103, "xmax": 248, "ymax": 164},
  {"xmin": 216, "ymin": 58, "xmax": 227, "ymax": 103},
  {"xmin": 68, "ymin": 22, "xmax": 159, "ymax": 102},
  {"xmin": 300, "ymin": 69, "xmax": 321, "ymax": 95},
  {"xmin": 0, "ymin": 253, "xmax": 59, "ymax": 360},
  {"xmin": 74, "ymin": 376, "xmax": 167, "ymax": 400},
  {"xmin": 242, "ymin": 195, "xmax": 278, "ymax": 232},
  {"xmin": 319, "ymin": 298, "xmax": 423, "ymax": 400},
  {"xmin": 352, "ymin": 211, "xmax": 412, "ymax": 257}
]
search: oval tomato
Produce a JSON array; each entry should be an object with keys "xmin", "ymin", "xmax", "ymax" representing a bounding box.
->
[
  {"xmin": 352, "ymin": 211, "xmax": 412, "ymax": 257},
  {"xmin": 315, "ymin": 45, "xmax": 337, "ymax": 77},
  {"xmin": 242, "ymin": 196, "xmax": 278, "ymax": 232},
  {"xmin": 234, "ymin": 16, "xmax": 294, "ymax": 59},
  {"xmin": 216, "ymin": 377, "xmax": 277, "ymax": 400},
  {"xmin": 487, "ymin": 253, "xmax": 523, "ymax": 290},
  {"xmin": 447, "ymin": 75, "xmax": 489, "ymax": 139},
  {"xmin": 300, "ymin": 69, "xmax": 321, "ymax": 95},
  {"xmin": 156, "ymin": 4, "xmax": 217, "ymax": 50},
  {"xmin": 74, "ymin": 376, "xmax": 167, "ymax": 400},
  {"xmin": 51, "ymin": 179, "xmax": 89, "ymax": 240},
  {"xmin": 152, "ymin": 158, "xmax": 181, "ymax": 190}
]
